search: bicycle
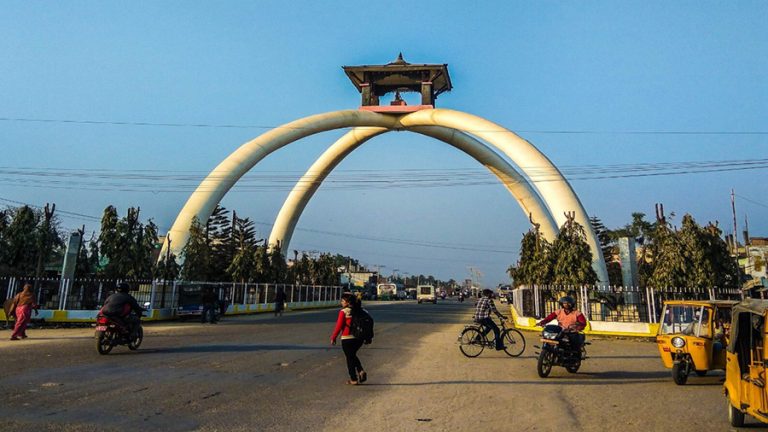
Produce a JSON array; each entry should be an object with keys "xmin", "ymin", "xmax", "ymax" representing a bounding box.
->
[{"xmin": 458, "ymin": 316, "xmax": 526, "ymax": 358}]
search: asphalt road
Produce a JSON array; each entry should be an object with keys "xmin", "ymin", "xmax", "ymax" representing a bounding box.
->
[{"xmin": 0, "ymin": 300, "xmax": 760, "ymax": 431}]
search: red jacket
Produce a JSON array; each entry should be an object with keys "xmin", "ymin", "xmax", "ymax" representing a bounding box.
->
[{"xmin": 331, "ymin": 307, "xmax": 355, "ymax": 341}]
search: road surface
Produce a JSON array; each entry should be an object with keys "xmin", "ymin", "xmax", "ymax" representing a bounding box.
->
[{"xmin": 0, "ymin": 300, "xmax": 755, "ymax": 431}]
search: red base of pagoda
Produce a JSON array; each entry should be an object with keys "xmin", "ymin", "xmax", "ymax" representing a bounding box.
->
[{"xmin": 359, "ymin": 105, "xmax": 434, "ymax": 114}]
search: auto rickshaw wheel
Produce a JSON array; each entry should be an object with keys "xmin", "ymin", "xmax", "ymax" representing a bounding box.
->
[
  {"xmin": 672, "ymin": 361, "xmax": 689, "ymax": 385},
  {"xmin": 694, "ymin": 370, "xmax": 707, "ymax": 377},
  {"xmin": 728, "ymin": 399, "xmax": 745, "ymax": 427}
]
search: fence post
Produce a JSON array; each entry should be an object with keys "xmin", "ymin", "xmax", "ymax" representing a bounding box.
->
[
  {"xmin": 6, "ymin": 277, "xmax": 14, "ymax": 300},
  {"xmin": 171, "ymin": 280, "xmax": 178, "ymax": 309},
  {"xmin": 533, "ymin": 284, "xmax": 540, "ymax": 318},
  {"xmin": 150, "ymin": 280, "xmax": 157, "ymax": 309},
  {"xmin": 60, "ymin": 278, "xmax": 70, "ymax": 310}
]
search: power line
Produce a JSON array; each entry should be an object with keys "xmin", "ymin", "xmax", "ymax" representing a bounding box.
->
[
  {"xmin": 2, "ymin": 158, "xmax": 767, "ymax": 193},
  {"xmin": 2, "ymin": 115, "xmax": 767, "ymax": 135},
  {"xmin": 0, "ymin": 196, "xmax": 518, "ymax": 254}
]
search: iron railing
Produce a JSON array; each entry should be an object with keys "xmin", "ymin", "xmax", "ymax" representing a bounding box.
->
[
  {"xmin": 511, "ymin": 284, "xmax": 743, "ymax": 323},
  {"xmin": 1, "ymin": 276, "xmax": 343, "ymax": 311}
]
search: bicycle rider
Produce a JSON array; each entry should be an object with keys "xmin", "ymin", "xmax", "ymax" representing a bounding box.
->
[{"xmin": 473, "ymin": 288, "xmax": 508, "ymax": 350}]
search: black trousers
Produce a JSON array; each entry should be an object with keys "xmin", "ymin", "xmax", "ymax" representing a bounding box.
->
[{"xmin": 341, "ymin": 338, "xmax": 364, "ymax": 380}]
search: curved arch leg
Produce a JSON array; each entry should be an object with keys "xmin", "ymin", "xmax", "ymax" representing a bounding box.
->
[
  {"xmin": 162, "ymin": 110, "xmax": 400, "ymax": 258},
  {"xmin": 268, "ymin": 126, "xmax": 559, "ymax": 256},
  {"xmin": 398, "ymin": 109, "xmax": 608, "ymax": 284}
]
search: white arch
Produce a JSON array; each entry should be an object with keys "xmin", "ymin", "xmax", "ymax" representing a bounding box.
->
[
  {"xmin": 268, "ymin": 125, "xmax": 559, "ymax": 254},
  {"xmin": 163, "ymin": 108, "xmax": 608, "ymax": 283}
]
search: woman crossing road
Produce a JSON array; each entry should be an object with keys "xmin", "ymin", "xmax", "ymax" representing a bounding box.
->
[{"xmin": 330, "ymin": 293, "xmax": 368, "ymax": 385}]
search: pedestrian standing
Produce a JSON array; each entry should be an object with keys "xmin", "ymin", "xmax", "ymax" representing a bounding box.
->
[
  {"xmin": 330, "ymin": 293, "xmax": 367, "ymax": 385},
  {"xmin": 201, "ymin": 287, "xmax": 218, "ymax": 324},
  {"xmin": 10, "ymin": 284, "xmax": 39, "ymax": 341},
  {"xmin": 274, "ymin": 288, "xmax": 287, "ymax": 317}
]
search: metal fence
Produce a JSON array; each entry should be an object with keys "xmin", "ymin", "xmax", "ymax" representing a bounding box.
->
[
  {"xmin": 511, "ymin": 284, "xmax": 743, "ymax": 323},
  {"xmin": 1, "ymin": 276, "xmax": 343, "ymax": 311}
]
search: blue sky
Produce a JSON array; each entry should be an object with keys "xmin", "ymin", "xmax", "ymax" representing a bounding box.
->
[{"xmin": 2, "ymin": 2, "xmax": 767, "ymax": 286}]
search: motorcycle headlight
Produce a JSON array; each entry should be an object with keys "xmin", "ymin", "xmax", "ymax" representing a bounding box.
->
[
  {"xmin": 543, "ymin": 331, "xmax": 559, "ymax": 339},
  {"xmin": 671, "ymin": 337, "xmax": 686, "ymax": 348}
]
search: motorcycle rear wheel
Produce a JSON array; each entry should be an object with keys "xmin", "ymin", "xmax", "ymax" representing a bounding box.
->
[
  {"xmin": 537, "ymin": 350, "xmax": 554, "ymax": 378},
  {"xmin": 128, "ymin": 326, "xmax": 143, "ymax": 351},
  {"xmin": 96, "ymin": 331, "xmax": 113, "ymax": 355}
]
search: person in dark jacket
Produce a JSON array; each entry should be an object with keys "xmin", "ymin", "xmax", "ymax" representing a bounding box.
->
[
  {"xmin": 101, "ymin": 283, "xmax": 144, "ymax": 334},
  {"xmin": 201, "ymin": 287, "xmax": 218, "ymax": 324},
  {"xmin": 274, "ymin": 288, "xmax": 287, "ymax": 317}
]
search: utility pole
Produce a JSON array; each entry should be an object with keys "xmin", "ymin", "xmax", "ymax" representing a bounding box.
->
[{"xmin": 731, "ymin": 189, "xmax": 739, "ymax": 254}]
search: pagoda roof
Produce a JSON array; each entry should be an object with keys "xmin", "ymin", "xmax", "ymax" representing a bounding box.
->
[{"xmin": 342, "ymin": 53, "xmax": 452, "ymax": 98}]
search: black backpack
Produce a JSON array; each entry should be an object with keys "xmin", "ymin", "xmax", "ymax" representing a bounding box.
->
[{"xmin": 350, "ymin": 309, "xmax": 374, "ymax": 344}]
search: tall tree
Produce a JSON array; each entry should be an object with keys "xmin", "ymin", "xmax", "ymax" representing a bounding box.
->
[
  {"xmin": 180, "ymin": 216, "xmax": 212, "ymax": 281},
  {"xmin": 226, "ymin": 216, "xmax": 258, "ymax": 283},
  {"xmin": 508, "ymin": 228, "xmax": 551, "ymax": 287},
  {"xmin": 207, "ymin": 205, "xmax": 233, "ymax": 281},
  {"xmin": 550, "ymin": 213, "xmax": 598, "ymax": 286},
  {"xmin": 648, "ymin": 219, "xmax": 687, "ymax": 288},
  {"xmin": 5, "ymin": 206, "xmax": 40, "ymax": 275}
]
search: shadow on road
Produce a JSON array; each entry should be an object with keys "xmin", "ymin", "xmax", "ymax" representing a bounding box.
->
[
  {"xmin": 364, "ymin": 377, "xmax": 671, "ymax": 386},
  {"xmin": 133, "ymin": 343, "xmax": 333, "ymax": 354}
]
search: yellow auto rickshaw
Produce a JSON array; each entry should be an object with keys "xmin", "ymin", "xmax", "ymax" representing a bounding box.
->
[
  {"xmin": 724, "ymin": 298, "xmax": 768, "ymax": 427},
  {"xmin": 656, "ymin": 299, "xmax": 736, "ymax": 385}
]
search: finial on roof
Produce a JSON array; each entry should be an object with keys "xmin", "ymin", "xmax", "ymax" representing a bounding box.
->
[{"xmin": 389, "ymin": 52, "xmax": 409, "ymax": 65}]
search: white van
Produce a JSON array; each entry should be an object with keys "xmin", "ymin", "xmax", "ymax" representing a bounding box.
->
[{"xmin": 417, "ymin": 285, "xmax": 437, "ymax": 304}]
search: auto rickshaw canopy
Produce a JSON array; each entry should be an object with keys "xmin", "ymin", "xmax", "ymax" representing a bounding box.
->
[{"xmin": 726, "ymin": 298, "xmax": 768, "ymax": 353}]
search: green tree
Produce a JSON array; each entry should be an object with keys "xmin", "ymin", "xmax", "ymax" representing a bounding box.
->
[
  {"xmin": 97, "ymin": 206, "xmax": 120, "ymax": 278},
  {"xmin": 508, "ymin": 228, "xmax": 551, "ymax": 286},
  {"xmin": 269, "ymin": 242, "xmax": 288, "ymax": 283},
  {"xmin": 702, "ymin": 222, "xmax": 741, "ymax": 289},
  {"xmin": 226, "ymin": 217, "xmax": 258, "ymax": 283},
  {"xmin": 679, "ymin": 214, "xmax": 712, "ymax": 288},
  {"xmin": 207, "ymin": 205, "xmax": 233, "ymax": 281},
  {"xmin": 550, "ymin": 215, "xmax": 598, "ymax": 286},
  {"xmin": 647, "ymin": 219, "xmax": 686, "ymax": 288},
  {"xmin": 4, "ymin": 206, "xmax": 40, "ymax": 275},
  {"xmin": 611, "ymin": 212, "xmax": 656, "ymax": 245},
  {"xmin": 181, "ymin": 216, "xmax": 212, "ymax": 281}
]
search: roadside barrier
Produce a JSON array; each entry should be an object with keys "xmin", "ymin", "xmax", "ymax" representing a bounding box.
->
[
  {"xmin": 0, "ymin": 300, "xmax": 340, "ymax": 323},
  {"xmin": 509, "ymin": 304, "xmax": 660, "ymax": 338}
]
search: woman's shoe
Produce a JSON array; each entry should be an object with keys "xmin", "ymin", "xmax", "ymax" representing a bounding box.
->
[
  {"xmin": 357, "ymin": 370, "xmax": 367, "ymax": 383},
  {"xmin": 10, "ymin": 337, "xmax": 19, "ymax": 341}
]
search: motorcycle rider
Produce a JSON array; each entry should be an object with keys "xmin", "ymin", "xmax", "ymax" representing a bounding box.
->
[
  {"xmin": 473, "ymin": 288, "xmax": 508, "ymax": 350},
  {"xmin": 101, "ymin": 282, "xmax": 145, "ymax": 336},
  {"xmin": 538, "ymin": 296, "xmax": 586, "ymax": 351}
]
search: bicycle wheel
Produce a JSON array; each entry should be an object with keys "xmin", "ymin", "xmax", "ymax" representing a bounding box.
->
[
  {"xmin": 502, "ymin": 328, "xmax": 526, "ymax": 357},
  {"xmin": 459, "ymin": 327, "xmax": 485, "ymax": 358}
]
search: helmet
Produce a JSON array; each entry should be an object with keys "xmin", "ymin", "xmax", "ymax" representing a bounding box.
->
[
  {"xmin": 117, "ymin": 282, "xmax": 130, "ymax": 293},
  {"xmin": 558, "ymin": 296, "xmax": 575, "ymax": 307}
]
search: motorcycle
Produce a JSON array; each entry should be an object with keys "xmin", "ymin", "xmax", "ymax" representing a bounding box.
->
[
  {"xmin": 95, "ymin": 312, "xmax": 144, "ymax": 355},
  {"xmin": 458, "ymin": 293, "xmax": 465, "ymax": 303},
  {"xmin": 535, "ymin": 324, "xmax": 588, "ymax": 377}
]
